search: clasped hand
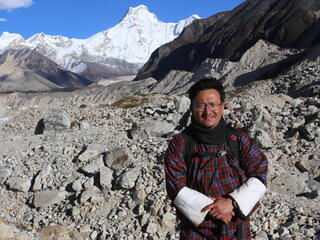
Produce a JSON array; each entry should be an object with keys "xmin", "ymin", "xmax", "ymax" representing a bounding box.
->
[{"xmin": 201, "ymin": 197, "xmax": 235, "ymax": 224}]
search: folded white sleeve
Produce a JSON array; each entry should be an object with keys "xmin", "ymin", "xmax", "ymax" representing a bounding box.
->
[
  {"xmin": 229, "ymin": 177, "xmax": 266, "ymax": 216},
  {"xmin": 173, "ymin": 187, "xmax": 214, "ymax": 227}
]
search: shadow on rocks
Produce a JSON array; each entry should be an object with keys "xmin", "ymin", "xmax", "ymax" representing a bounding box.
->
[
  {"xmin": 284, "ymin": 126, "xmax": 314, "ymax": 141},
  {"xmin": 34, "ymin": 118, "xmax": 45, "ymax": 135},
  {"xmin": 175, "ymin": 110, "xmax": 191, "ymax": 131},
  {"xmin": 296, "ymin": 190, "xmax": 318, "ymax": 199}
]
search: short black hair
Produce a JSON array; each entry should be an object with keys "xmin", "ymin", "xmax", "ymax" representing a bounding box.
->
[{"xmin": 188, "ymin": 78, "xmax": 225, "ymax": 102}]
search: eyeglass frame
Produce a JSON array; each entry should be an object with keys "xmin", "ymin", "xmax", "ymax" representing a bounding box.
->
[{"xmin": 192, "ymin": 102, "xmax": 223, "ymax": 112}]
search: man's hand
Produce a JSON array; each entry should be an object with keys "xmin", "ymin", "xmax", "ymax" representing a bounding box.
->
[{"xmin": 201, "ymin": 197, "xmax": 235, "ymax": 224}]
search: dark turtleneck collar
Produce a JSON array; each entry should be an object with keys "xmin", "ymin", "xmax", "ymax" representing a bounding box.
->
[{"xmin": 185, "ymin": 118, "xmax": 227, "ymax": 145}]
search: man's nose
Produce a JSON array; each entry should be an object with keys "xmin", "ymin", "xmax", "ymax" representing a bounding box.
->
[{"xmin": 202, "ymin": 105, "xmax": 210, "ymax": 114}]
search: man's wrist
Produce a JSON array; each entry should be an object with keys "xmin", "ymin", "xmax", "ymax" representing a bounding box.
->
[{"xmin": 226, "ymin": 196, "xmax": 239, "ymax": 211}]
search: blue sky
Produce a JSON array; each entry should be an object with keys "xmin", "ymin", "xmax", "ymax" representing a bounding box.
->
[{"xmin": 0, "ymin": 0, "xmax": 245, "ymax": 39}]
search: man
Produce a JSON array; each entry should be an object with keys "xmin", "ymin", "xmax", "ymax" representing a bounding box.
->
[{"xmin": 164, "ymin": 78, "xmax": 268, "ymax": 239}]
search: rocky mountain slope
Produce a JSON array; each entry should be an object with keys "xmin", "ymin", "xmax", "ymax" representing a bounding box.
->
[
  {"xmin": 0, "ymin": 83, "xmax": 319, "ymax": 239},
  {"xmin": 0, "ymin": 5, "xmax": 199, "ymax": 81},
  {"xmin": 0, "ymin": 48, "xmax": 92, "ymax": 93},
  {"xmin": 148, "ymin": 39, "xmax": 301, "ymax": 94},
  {"xmin": 135, "ymin": 0, "xmax": 320, "ymax": 82}
]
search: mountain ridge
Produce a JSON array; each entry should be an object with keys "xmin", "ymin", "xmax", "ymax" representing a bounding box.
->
[
  {"xmin": 135, "ymin": 0, "xmax": 320, "ymax": 81},
  {"xmin": 0, "ymin": 48, "xmax": 92, "ymax": 93},
  {"xmin": 0, "ymin": 5, "xmax": 199, "ymax": 81}
]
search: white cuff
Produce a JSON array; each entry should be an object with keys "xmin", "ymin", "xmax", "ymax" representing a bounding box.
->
[
  {"xmin": 173, "ymin": 187, "xmax": 214, "ymax": 227},
  {"xmin": 229, "ymin": 177, "xmax": 266, "ymax": 216}
]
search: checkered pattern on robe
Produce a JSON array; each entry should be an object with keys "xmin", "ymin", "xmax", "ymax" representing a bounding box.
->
[{"xmin": 164, "ymin": 129, "xmax": 268, "ymax": 240}]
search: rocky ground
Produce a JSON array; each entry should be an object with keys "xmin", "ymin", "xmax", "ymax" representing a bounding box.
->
[{"xmin": 0, "ymin": 84, "xmax": 319, "ymax": 239}]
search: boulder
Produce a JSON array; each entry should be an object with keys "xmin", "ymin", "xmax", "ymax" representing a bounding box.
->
[
  {"xmin": 33, "ymin": 165, "xmax": 52, "ymax": 192},
  {"xmin": 254, "ymin": 129, "xmax": 273, "ymax": 149},
  {"xmin": 38, "ymin": 225, "xmax": 82, "ymax": 240},
  {"xmin": 6, "ymin": 176, "xmax": 31, "ymax": 192},
  {"xmin": 78, "ymin": 148, "xmax": 101, "ymax": 163},
  {"xmin": 115, "ymin": 167, "xmax": 141, "ymax": 189},
  {"xmin": 34, "ymin": 191, "xmax": 67, "ymax": 208},
  {"xmin": 174, "ymin": 95, "xmax": 190, "ymax": 114},
  {"xmin": 81, "ymin": 156, "xmax": 105, "ymax": 174},
  {"xmin": 99, "ymin": 166, "xmax": 114, "ymax": 189},
  {"xmin": 0, "ymin": 220, "xmax": 14, "ymax": 239},
  {"xmin": 104, "ymin": 147, "xmax": 132, "ymax": 171},
  {"xmin": 35, "ymin": 111, "xmax": 71, "ymax": 134},
  {"xmin": 129, "ymin": 120, "xmax": 175, "ymax": 139}
]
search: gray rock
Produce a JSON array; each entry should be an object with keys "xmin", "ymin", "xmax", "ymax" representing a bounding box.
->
[
  {"xmin": 72, "ymin": 179, "xmax": 84, "ymax": 192},
  {"xmin": 83, "ymin": 177, "xmax": 95, "ymax": 189},
  {"xmin": 43, "ymin": 111, "xmax": 71, "ymax": 131},
  {"xmin": 254, "ymin": 230, "xmax": 268, "ymax": 240},
  {"xmin": 71, "ymin": 207, "xmax": 81, "ymax": 219},
  {"xmin": 162, "ymin": 212, "xmax": 175, "ymax": 222},
  {"xmin": 79, "ymin": 121, "xmax": 90, "ymax": 129},
  {"xmin": 38, "ymin": 225, "xmax": 82, "ymax": 240},
  {"xmin": 132, "ymin": 185, "xmax": 147, "ymax": 204},
  {"xmin": 0, "ymin": 106, "xmax": 9, "ymax": 119},
  {"xmin": 129, "ymin": 120, "xmax": 175, "ymax": 139},
  {"xmin": 255, "ymin": 129, "xmax": 273, "ymax": 149},
  {"xmin": 146, "ymin": 222, "xmax": 158, "ymax": 235},
  {"xmin": 306, "ymin": 228, "xmax": 316, "ymax": 237},
  {"xmin": 174, "ymin": 95, "xmax": 190, "ymax": 114},
  {"xmin": 80, "ymin": 186, "xmax": 100, "ymax": 203},
  {"xmin": 270, "ymin": 172, "xmax": 310, "ymax": 195},
  {"xmin": 32, "ymin": 165, "xmax": 52, "ymax": 192},
  {"xmin": 166, "ymin": 101, "xmax": 175, "ymax": 110},
  {"xmin": 307, "ymin": 179, "xmax": 320, "ymax": 191},
  {"xmin": 292, "ymin": 116, "xmax": 305, "ymax": 129},
  {"xmin": 134, "ymin": 204, "xmax": 145, "ymax": 215},
  {"xmin": 81, "ymin": 156, "xmax": 105, "ymax": 174},
  {"xmin": 78, "ymin": 148, "xmax": 101, "ymax": 163},
  {"xmin": 0, "ymin": 165, "xmax": 12, "ymax": 180},
  {"xmin": 291, "ymin": 99, "xmax": 303, "ymax": 107},
  {"xmin": 104, "ymin": 147, "xmax": 132, "ymax": 171},
  {"xmin": 0, "ymin": 221, "xmax": 14, "ymax": 239},
  {"xmin": 99, "ymin": 166, "xmax": 113, "ymax": 189},
  {"xmin": 308, "ymin": 105, "xmax": 318, "ymax": 114},
  {"xmin": 33, "ymin": 191, "xmax": 67, "ymax": 208},
  {"xmin": 298, "ymin": 125, "xmax": 314, "ymax": 141},
  {"xmin": 115, "ymin": 167, "xmax": 141, "ymax": 189},
  {"xmin": 6, "ymin": 176, "xmax": 31, "ymax": 192},
  {"xmin": 279, "ymin": 227, "xmax": 290, "ymax": 236},
  {"xmin": 144, "ymin": 107, "xmax": 155, "ymax": 115}
]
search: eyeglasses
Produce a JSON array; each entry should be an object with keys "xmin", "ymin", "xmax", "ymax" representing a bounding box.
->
[{"xmin": 193, "ymin": 102, "xmax": 222, "ymax": 112}]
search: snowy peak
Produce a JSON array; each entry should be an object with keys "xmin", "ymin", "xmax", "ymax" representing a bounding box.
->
[
  {"xmin": 128, "ymin": 4, "xmax": 149, "ymax": 13},
  {"xmin": 116, "ymin": 4, "xmax": 162, "ymax": 30},
  {"xmin": 181, "ymin": 14, "xmax": 201, "ymax": 25},
  {"xmin": 122, "ymin": 5, "xmax": 159, "ymax": 23},
  {"xmin": 0, "ymin": 32, "xmax": 25, "ymax": 48},
  {"xmin": 1, "ymin": 32, "xmax": 24, "ymax": 40},
  {"xmin": 174, "ymin": 14, "xmax": 201, "ymax": 35},
  {"xmin": 0, "ymin": 5, "xmax": 200, "ymax": 80}
]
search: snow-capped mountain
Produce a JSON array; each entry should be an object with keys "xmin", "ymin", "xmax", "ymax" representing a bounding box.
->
[{"xmin": 0, "ymin": 5, "xmax": 200, "ymax": 81}]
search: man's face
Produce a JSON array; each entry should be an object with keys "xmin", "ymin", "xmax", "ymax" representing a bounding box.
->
[{"xmin": 191, "ymin": 89, "xmax": 224, "ymax": 128}]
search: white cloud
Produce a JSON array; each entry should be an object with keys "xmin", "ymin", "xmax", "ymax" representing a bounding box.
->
[
  {"xmin": 0, "ymin": 18, "xmax": 7, "ymax": 22},
  {"xmin": 0, "ymin": 0, "xmax": 33, "ymax": 10}
]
